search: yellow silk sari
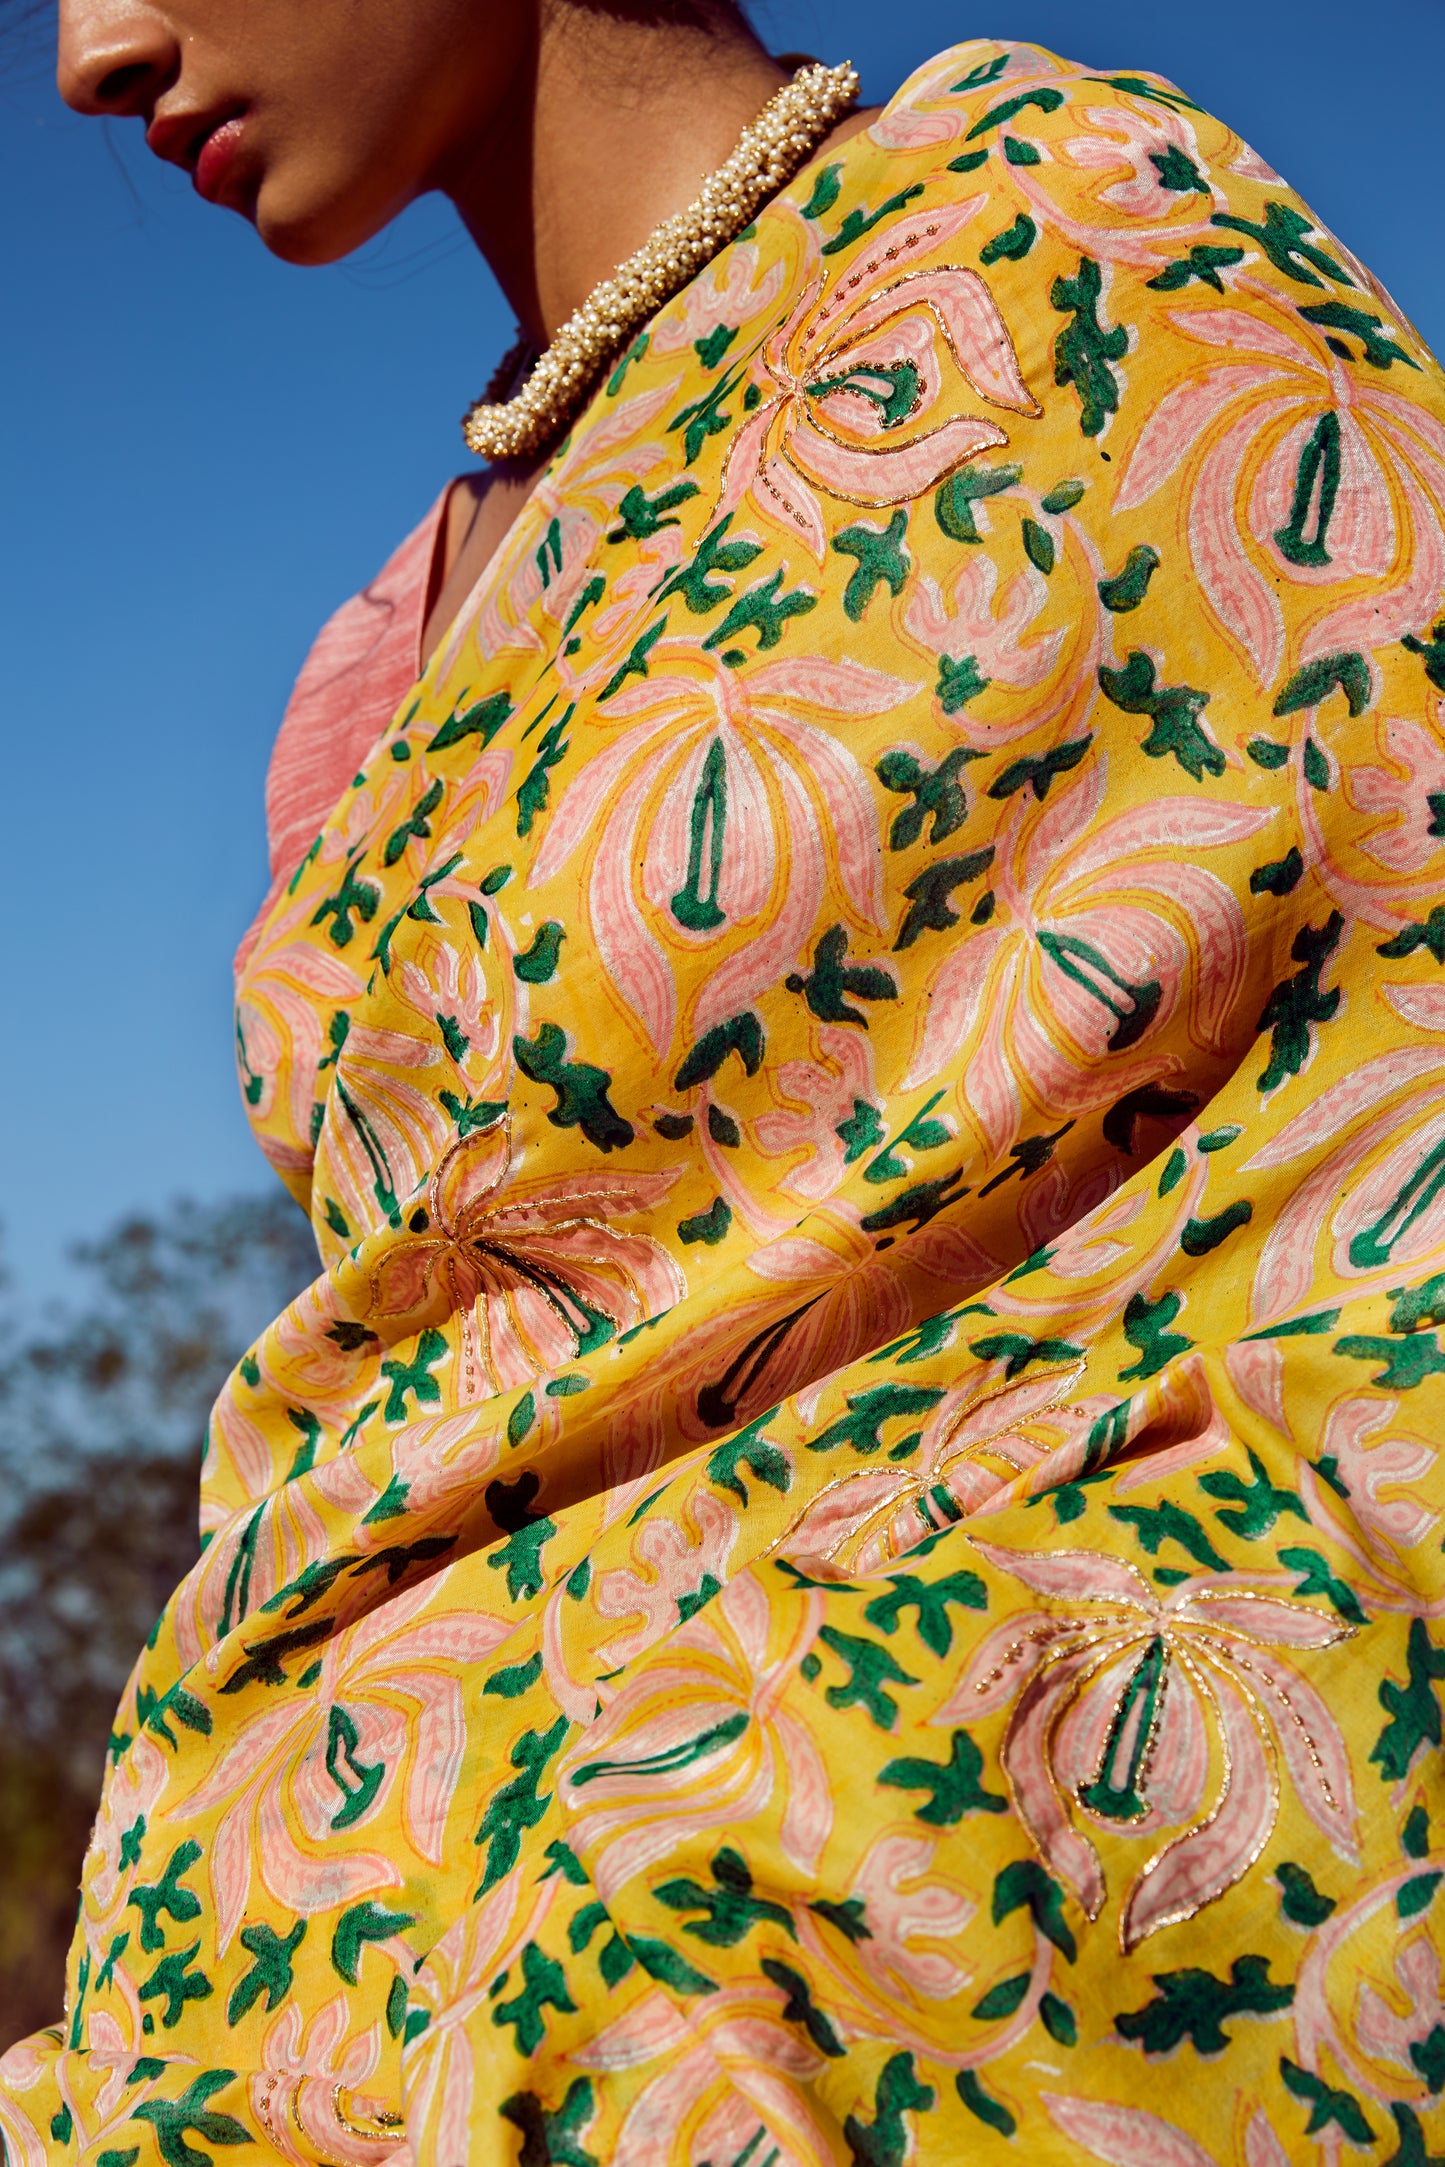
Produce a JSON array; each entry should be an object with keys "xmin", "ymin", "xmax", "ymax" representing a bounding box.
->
[{"xmin": 7, "ymin": 40, "xmax": 1445, "ymax": 2166}]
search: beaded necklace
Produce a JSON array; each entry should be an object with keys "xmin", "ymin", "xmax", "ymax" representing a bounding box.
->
[{"xmin": 461, "ymin": 59, "xmax": 860, "ymax": 463}]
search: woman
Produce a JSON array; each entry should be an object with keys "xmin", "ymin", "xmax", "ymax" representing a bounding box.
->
[{"xmin": 7, "ymin": 0, "xmax": 1445, "ymax": 2158}]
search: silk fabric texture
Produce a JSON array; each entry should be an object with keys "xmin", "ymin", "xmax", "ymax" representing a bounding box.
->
[{"xmin": 7, "ymin": 39, "xmax": 1445, "ymax": 2167}]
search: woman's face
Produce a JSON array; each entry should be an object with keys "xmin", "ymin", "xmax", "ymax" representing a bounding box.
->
[{"xmin": 56, "ymin": 0, "xmax": 534, "ymax": 263}]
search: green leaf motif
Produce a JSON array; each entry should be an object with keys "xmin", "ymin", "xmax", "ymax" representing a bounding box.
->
[
  {"xmin": 1277, "ymin": 1545, "xmax": 1367, "ymax": 1624},
  {"xmin": 129, "ymin": 1841, "xmax": 203, "ymax": 1953},
  {"xmin": 1273, "ymin": 650, "xmax": 1372, "ymax": 718},
  {"xmin": 1146, "ymin": 244, "xmax": 1244, "ymax": 294},
  {"xmin": 1022, "ymin": 516, "xmax": 1055, "ymax": 574},
  {"xmin": 654, "ymin": 1843, "xmax": 796, "ymax": 1948},
  {"xmin": 1116, "ymin": 1955, "xmax": 1293, "ymax": 2055},
  {"xmin": 512, "ymin": 921, "xmax": 565, "ymax": 984},
  {"xmin": 130, "ymin": 2072, "xmax": 251, "ymax": 2167},
  {"xmin": 833, "ymin": 511, "xmax": 912, "ymax": 620},
  {"xmin": 1109, "ymin": 1499, "xmax": 1229, "ymax": 1572},
  {"xmin": 1398, "ymin": 1871, "xmax": 1443, "ymax": 1920},
  {"xmin": 799, "ymin": 161, "xmax": 843, "ymax": 220},
  {"xmin": 1379, "ymin": 909, "xmax": 1445, "ymax": 966},
  {"xmin": 806, "ymin": 1383, "xmax": 945, "ymax": 1458},
  {"xmin": 1052, "ymin": 255, "xmax": 1129, "ymax": 437},
  {"xmin": 815, "ymin": 1626, "xmax": 918, "ymax": 1730},
  {"xmin": 226, "ymin": 1921, "xmax": 306, "ymax": 2026},
  {"xmin": 1276, "ymin": 1860, "xmax": 1336, "ymax": 1928},
  {"xmin": 706, "ymin": 1414, "xmax": 790, "ymax": 1504},
  {"xmin": 1279, "ymin": 2057, "xmax": 1375, "ymax": 2144},
  {"xmin": 1099, "ymin": 650, "xmax": 1223, "ymax": 779},
  {"xmin": 934, "ymin": 462, "xmax": 1021, "ymax": 543},
  {"xmin": 1098, "ymin": 544, "xmax": 1160, "ymax": 611},
  {"xmin": 876, "ymin": 745, "xmax": 981, "ymax": 847},
  {"xmin": 878, "ymin": 1728, "xmax": 1006, "ymax": 1825},
  {"xmin": 630, "ymin": 1935, "xmax": 717, "ymax": 1997},
  {"xmin": 980, "ymin": 213, "xmax": 1036, "ymax": 264},
  {"xmin": 1180, "ymin": 1199, "xmax": 1254, "ymax": 1256},
  {"xmin": 1298, "ymin": 300, "xmax": 1418, "ymax": 370},
  {"xmin": 993, "ymin": 1858, "xmax": 1077, "ymax": 1960},
  {"xmin": 894, "ymin": 849, "xmax": 996, "ymax": 950},
  {"xmin": 498, "ymin": 2078, "xmax": 600, "ymax": 2167},
  {"xmin": 492, "ymin": 1940, "xmax": 578, "ymax": 2056},
  {"xmin": 1150, "ymin": 144, "xmax": 1210, "ymax": 193},
  {"xmin": 966, "ymin": 85, "xmax": 1065, "ymax": 139},
  {"xmin": 678, "ymin": 1197, "xmax": 732, "ymax": 1247},
  {"xmin": 330, "ymin": 1900, "xmax": 415, "ymax": 1986},
  {"xmin": 673, "ymin": 1010, "xmax": 765, "ymax": 1090},
  {"xmin": 784, "ymin": 924, "xmax": 896, "ymax": 1028},
  {"xmin": 513, "ymin": 1023, "xmax": 633, "ymax": 1153},
  {"xmin": 821, "ymin": 182, "xmax": 927, "ymax": 258},
  {"xmin": 971, "ymin": 1972, "xmax": 1030, "ymax": 2021},
  {"xmin": 138, "ymin": 1944, "xmax": 214, "ymax": 2030},
  {"xmin": 1372, "ymin": 1618, "xmax": 1445, "ymax": 1782},
  {"xmin": 844, "ymin": 2052, "xmax": 937, "ymax": 2166},
  {"xmin": 1255, "ymin": 913, "xmax": 1343, "ymax": 1094},
  {"xmin": 956, "ymin": 2070, "xmax": 1016, "ymax": 2136},
  {"xmin": 476, "ymin": 1717, "xmax": 569, "ymax": 1891}
]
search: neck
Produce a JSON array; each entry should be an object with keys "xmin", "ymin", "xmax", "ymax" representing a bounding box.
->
[{"xmin": 442, "ymin": 4, "xmax": 789, "ymax": 344}]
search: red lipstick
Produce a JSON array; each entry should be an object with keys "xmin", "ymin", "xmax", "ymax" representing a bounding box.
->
[{"xmin": 193, "ymin": 115, "xmax": 249, "ymax": 207}]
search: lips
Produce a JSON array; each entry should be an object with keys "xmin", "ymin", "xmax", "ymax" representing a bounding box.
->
[
  {"xmin": 144, "ymin": 106, "xmax": 254, "ymax": 211},
  {"xmin": 192, "ymin": 115, "xmax": 249, "ymax": 206}
]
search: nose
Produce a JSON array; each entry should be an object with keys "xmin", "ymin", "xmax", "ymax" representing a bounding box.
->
[{"xmin": 56, "ymin": 0, "xmax": 180, "ymax": 117}]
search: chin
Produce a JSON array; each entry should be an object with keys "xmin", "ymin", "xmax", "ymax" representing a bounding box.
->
[{"xmin": 253, "ymin": 173, "xmax": 404, "ymax": 268}]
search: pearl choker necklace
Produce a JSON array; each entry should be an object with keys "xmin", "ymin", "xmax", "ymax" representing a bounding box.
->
[{"xmin": 461, "ymin": 58, "xmax": 861, "ymax": 463}]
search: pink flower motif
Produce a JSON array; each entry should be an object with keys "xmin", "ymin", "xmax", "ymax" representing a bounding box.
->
[
  {"xmin": 433, "ymin": 377, "xmax": 687, "ymax": 681},
  {"xmin": 1319, "ymin": 1396, "xmax": 1438, "ymax": 1552},
  {"xmin": 1244, "ymin": 982, "xmax": 1445, "ymax": 1328},
  {"xmin": 714, "ymin": 197, "xmax": 1041, "ymax": 558},
  {"xmin": 83, "ymin": 1731, "xmax": 173, "ymax": 1926},
  {"xmin": 576, "ymin": 1991, "xmax": 839, "ymax": 2167},
  {"xmin": 253, "ymin": 1991, "xmax": 402, "ymax": 2167},
  {"xmin": 1114, "ymin": 296, "xmax": 1445, "ymax": 690},
  {"xmin": 0, "ymin": 2018, "xmax": 173, "ymax": 2167},
  {"xmin": 1041, "ymin": 2092, "xmax": 1291, "ymax": 2167},
  {"xmin": 779, "ymin": 1363, "xmax": 1087, "ymax": 1580},
  {"xmin": 530, "ymin": 651, "xmax": 911, "ymax": 1060},
  {"xmin": 903, "ymin": 764, "xmax": 1273, "ymax": 1150},
  {"xmin": 338, "ymin": 1121, "xmax": 685, "ymax": 1401},
  {"xmin": 938, "ymin": 1540, "xmax": 1358, "ymax": 1949},
  {"xmin": 0, "ymin": 2058, "xmax": 49, "ymax": 2167},
  {"xmin": 312, "ymin": 1014, "xmax": 453, "ymax": 1259},
  {"xmin": 1348, "ymin": 712, "xmax": 1445, "ymax": 875},
  {"xmin": 905, "ymin": 550, "xmax": 1064, "ymax": 714},
  {"xmin": 236, "ymin": 942, "xmax": 366, "ymax": 1169},
  {"xmin": 558, "ymin": 1571, "xmax": 833, "ymax": 1903},
  {"xmin": 182, "ymin": 1579, "xmax": 514, "ymax": 1952},
  {"xmin": 591, "ymin": 1487, "xmax": 741, "ymax": 1671},
  {"xmin": 404, "ymin": 1872, "xmax": 549, "ymax": 2163},
  {"xmin": 752, "ymin": 1025, "xmax": 880, "ymax": 1203},
  {"xmin": 650, "ymin": 240, "xmax": 791, "ymax": 355},
  {"xmin": 847, "ymin": 1832, "xmax": 974, "ymax": 2002},
  {"xmin": 1355, "ymin": 1934, "xmax": 1445, "ymax": 2077},
  {"xmin": 394, "ymin": 935, "xmax": 501, "ymax": 1083},
  {"xmin": 617, "ymin": 1195, "xmax": 1003, "ymax": 1456},
  {"xmin": 1061, "ymin": 100, "xmax": 1220, "ymax": 221}
]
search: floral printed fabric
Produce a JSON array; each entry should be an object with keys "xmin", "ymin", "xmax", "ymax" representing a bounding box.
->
[{"xmin": 7, "ymin": 38, "xmax": 1445, "ymax": 2166}]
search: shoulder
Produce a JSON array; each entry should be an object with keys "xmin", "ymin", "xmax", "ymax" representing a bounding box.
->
[{"xmin": 801, "ymin": 38, "xmax": 1443, "ymax": 500}]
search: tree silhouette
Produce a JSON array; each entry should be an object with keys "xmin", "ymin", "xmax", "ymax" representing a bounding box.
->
[{"xmin": 0, "ymin": 1192, "xmax": 315, "ymax": 2044}]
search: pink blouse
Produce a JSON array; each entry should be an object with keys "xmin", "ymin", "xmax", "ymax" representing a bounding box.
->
[{"xmin": 233, "ymin": 484, "xmax": 455, "ymax": 972}]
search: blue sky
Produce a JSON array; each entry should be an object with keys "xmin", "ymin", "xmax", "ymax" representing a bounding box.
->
[{"xmin": 4, "ymin": 0, "xmax": 1443, "ymax": 1306}]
